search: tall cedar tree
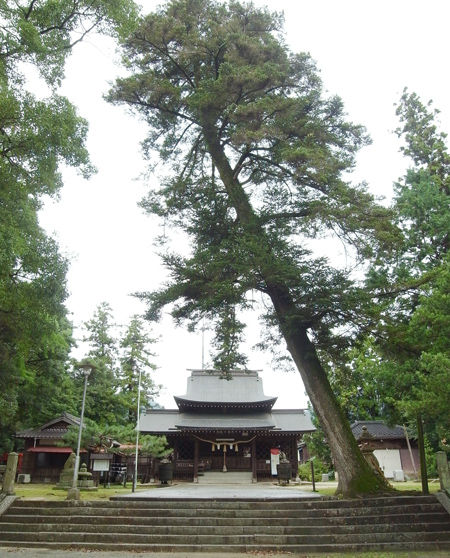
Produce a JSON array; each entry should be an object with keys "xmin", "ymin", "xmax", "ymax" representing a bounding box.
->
[
  {"xmin": 0, "ymin": 0, "xmax": 137, "ymax": 449},
  {"xmin": 108, "ymin": 0, "xmax": 395, "ymax": 496},
  {"xmin": 118, "ymin": 316, "xmax": 159, "ymax": 423},
  {"xmin": 360, "ymin": 91, "xmax": 450, "ymax": 449},
  {"xmin": 81, "ymin": 302, "xmax": 122, "ymax": 425}
]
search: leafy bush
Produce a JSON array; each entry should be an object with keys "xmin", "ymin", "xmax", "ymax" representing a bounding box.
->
[{"xmin": 298, "ymin": 458, "xmax": 331, "ymax": 482}]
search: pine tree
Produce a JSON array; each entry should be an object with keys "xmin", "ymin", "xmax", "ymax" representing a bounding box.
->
[{"xmin": 107, "ymin": 0, "xmax": 398, "ymax": 496}]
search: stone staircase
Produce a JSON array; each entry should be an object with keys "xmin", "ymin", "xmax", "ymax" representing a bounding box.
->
[
  {"xmin": 0, "ymin": 495, "xmax": 449, "ymax": 553},
  {"xmin": 198, "ymin": 471, "xmax": 253, "ymax": 484}
]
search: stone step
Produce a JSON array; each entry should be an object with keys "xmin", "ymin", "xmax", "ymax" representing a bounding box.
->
[
  {"xmin": 1, "ymin": 511, "xmax": 448, "ymax": 528},
  {"xmin": 2, "ymin": 510, "xmax": 448, "ymax": 527},
  {"xmin": 1, "ymin": 520, "xmax": 448, "ymax": 535},
  {"xmin": 0, "ymin": 528, "xmax": 449, "ymax": 544},
  {"xmin": 2, "ymin": 495, "xmax": 448, "ymax": 552},
  {"xmin": 0, "ymin": 541, "xmax": 449, "ymax": 554},
  {"xmin": 11, "ymin": 494, "xmax": 439, "ymax": 509},
  {"xmin": 198, "ymin": 471, "xmax": 253, "ymax": 484},
  {"xmin": 4, "ymin": 502, "xmax": 444, "ymax": 518}
]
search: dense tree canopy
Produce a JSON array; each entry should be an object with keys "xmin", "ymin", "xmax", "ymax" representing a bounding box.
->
[
  {"xmin": 108, "ymin": 0, "xmax": 398, "ymax": 496},
  {"xmin": 326, "ymin": 92, "xmax": 449, "ymax": 471},
  {"xmin": 367, "ymin": 91, "xmax": 449, "ymax": 449},
  {"xmin": 77, "ymin": 304, "xmax": 160, "ymax": 426},
  {"xmin": 0, "ymin": 0, "xmax": 138, "ymax": 450},
  {"xmin": 118, "ymin": 315, "xmax": 160, "ymax": 424}
]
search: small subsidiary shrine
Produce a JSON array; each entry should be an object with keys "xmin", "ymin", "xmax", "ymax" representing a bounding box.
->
[
  {"xmin": 15, "ymin": 412, "xmax": 85, "ymax": 483},
  {"xmin": 140, "ymin": 369, "xmax": 314, "ymax": 482}
]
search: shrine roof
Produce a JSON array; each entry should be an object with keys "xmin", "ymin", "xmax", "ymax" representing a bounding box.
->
[
  {"xmin": 174, "ymin": 369, "xmax": 277, "ymax": 408},
  {"xmin": 351, "ymin": 421, "xmax": 405, "ymax": 440},
  {"xmin": 140, "ymin": 409, "xmax": 314, "ymax": 434},
  {"xmin": 15, "ymin": 412, "xmax": 80, "ymax": 439}
]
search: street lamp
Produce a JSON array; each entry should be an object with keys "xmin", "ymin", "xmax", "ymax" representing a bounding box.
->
[
  {"xmin": 67, "ymin": 362, "xmax": 93, "ymax": 500},
  {"xmin": 133, "ymin": 366, "xmax": 142, "ymax": 493}
]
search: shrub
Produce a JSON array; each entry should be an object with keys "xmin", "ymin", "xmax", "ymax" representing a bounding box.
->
[{"xmin": 298, "ymin": 458, "xmax": 330, "ymax": 482}]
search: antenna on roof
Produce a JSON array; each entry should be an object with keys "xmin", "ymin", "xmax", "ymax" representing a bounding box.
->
[{"xmin": 201, "ymin": 319, "xmax": 205, "ymax": 370}]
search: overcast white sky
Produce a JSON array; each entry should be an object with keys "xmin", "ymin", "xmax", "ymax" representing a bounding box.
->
[{"xmin": 39, "ymin": 0, "xmax": 450, "ymax": 409}]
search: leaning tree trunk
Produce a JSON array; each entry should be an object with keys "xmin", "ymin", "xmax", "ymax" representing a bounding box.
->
[
  {"xmin": 203, "ymin": 121, "xmax": 390, "ymax": 497},
  {"xmin": 267, "ymin": 282, "xmax": 390, "ymax": 496}
]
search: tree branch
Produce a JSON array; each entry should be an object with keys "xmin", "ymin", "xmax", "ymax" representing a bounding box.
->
[{"xmin": 259, "ymin": 209, "xmax": 311, "ymax": 224}]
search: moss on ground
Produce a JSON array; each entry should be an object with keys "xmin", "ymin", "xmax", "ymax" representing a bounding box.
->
[{"xmin": 13, "ymin": 482, "xmax": 156, "ymax": 500}]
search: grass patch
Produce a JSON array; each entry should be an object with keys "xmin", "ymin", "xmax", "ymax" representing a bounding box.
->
[
  {"xmin": 298, "ymin": 480, "xmax": 440, "ymax": 497},
  {"xmin": 13, "ymin": 482, "xmax": 157, "ymax": 501}
]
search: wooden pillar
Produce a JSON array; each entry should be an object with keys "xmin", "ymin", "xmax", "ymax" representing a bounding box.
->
[
  {"xmin": 193, "ymin": 438, "xmax": 199, "ymax": 483},
  {"xmin": 251, "ymin": 438, "xmax": 257, "ymax": 483},
  {"xmin": 417, "ymin": 415, "xmax": 429, "ymax": 494}
]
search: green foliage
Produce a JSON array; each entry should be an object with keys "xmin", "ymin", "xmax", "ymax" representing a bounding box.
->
[
  {"xmin": 110, "ymin": 0, "xmax": 396, "ymax": 360},
  {"xmin": 301, "ymin": 408, "xmax": 333, "ymax": 469},
  {"xmin": 61, "ymin": 418, "xmax": 104, "ymax": 451},
  {"xmin": 1, "ymin": 0, "xmax": 139, "ymax": 85},
  {"xmin": 327, "ymin": 337, "xmax": 394, "ymax": 423},
  {"xmin": 139, "ymin": 435, "xmax": 172, "ymax": 459},
  {"xmin": 424, "ymin": 436, "xmax": 438, "ymax": 478},
  {"xmin": 334, "ymin": 91, "xmax": 450, "ymax": 457},
  {"xmin": 77, "ymin": 304, "xmax": 160, "ymax": 427},
  {"xmin": 211, "ymin": 305, "xmax": 247, "ymax": 374},
  {"xmin": 80, "ymin": 302, "xmax": 122, "ymax": 425},
  {"xmin": 118, "ymin": 315, "xmax": 160, "ymax": 423},
  {"xmin": 108, "ymin": 0, "xmax": 398, "ymax": 495},
  {"xmin": 298, "ymin": 458, "xmax": 329, "ymax": 482},
  {"xmin": 0, "ymin": 0, "xmax": 140, "ymax": 452},
  {"xmin": 61, "ymin": 419, "xmax": 171, "ymax": 460}
]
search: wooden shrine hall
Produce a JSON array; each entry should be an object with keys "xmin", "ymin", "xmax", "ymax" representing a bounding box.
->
[{"xmin": 140, "ymin": 369, "xmax": 315, "ymax": 482}]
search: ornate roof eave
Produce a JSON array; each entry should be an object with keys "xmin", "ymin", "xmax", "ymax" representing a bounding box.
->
[
  {"xmin": 173, "ymin": 425, "xmax": 279, "ymax": 432},
  {"xmin": 162, "ymin": 427, "xmax": 310, "ymax": 435},
  {"xmin": 174, "ymin": 396, "xmax": 277, "ymax": 411}
]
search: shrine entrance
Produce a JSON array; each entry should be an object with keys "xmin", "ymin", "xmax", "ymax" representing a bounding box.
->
[
  {"xmin": 199, "ymin": 440, "xmax": 253, "ymax": 472},
  {"xmin": 169, "ymin": 431, "xmax": 300, "ymax": 481},
  {"xmin": 141, "ymin": 369, "xmax": 314, "ymax": 482}
]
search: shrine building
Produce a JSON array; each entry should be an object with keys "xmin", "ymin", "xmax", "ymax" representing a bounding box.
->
[{"xmin": 139, "ymin": 369, "xmax": 315, "ymax": 482}]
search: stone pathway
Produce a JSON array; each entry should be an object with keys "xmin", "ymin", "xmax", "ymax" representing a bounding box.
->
[{"xmin": 115, "ymin": 481, "xmax": 322, "ymax": 500}]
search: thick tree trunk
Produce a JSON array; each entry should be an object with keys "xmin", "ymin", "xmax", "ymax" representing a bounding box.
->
[
  {"xmin": 203, "ymin": 123, "xmax": 390, "ymax": 496},
  {"xmin": 267, "ymin": 283, "xmax": 389, "ymax": 496}
]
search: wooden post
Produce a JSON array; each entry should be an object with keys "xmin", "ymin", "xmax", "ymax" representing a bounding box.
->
[
  {"xmin": 417, "ymin": 415, "xmax": 429, "ymax": 495},
  {"xmin": 251, "ymin": 439, "xmax": 257, "ymax": 483},
  {"xmin": 311, "ymin": 459, "xmax": 316, "ymax": 492},
  {"xmin": 193, "ymin": 438, "xmax": 199, "ymax": 483}
]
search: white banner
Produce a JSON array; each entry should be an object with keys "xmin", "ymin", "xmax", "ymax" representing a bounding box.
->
[{"xmin": 270, "ymin": 448, "xmax": 280, "ymax": 475}]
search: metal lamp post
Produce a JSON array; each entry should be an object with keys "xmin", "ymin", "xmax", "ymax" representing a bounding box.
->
[
  {"xmin": 133, "ymin": 366, "xmax": 143, "ymax": 493},
  {"xmin": 67, "ymin": 363, "xmax": 92, "ymax": 500}
]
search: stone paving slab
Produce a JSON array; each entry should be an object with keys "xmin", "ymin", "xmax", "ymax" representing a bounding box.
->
[
  {"xmin": 0, "ymin": 551, "xmax": 302, "ymax": 558},
  {"xmin": 113, "ymin": 482, "xmax": 322, "ymax": 500},
  {"xmin": 1, "ymin": 549, "xmax": 450, "ymax": 558}
]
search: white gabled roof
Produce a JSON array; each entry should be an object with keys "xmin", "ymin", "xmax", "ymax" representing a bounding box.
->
[{"xmin": 140, "ymin": 409, "xmax": 315, "ymax": 434}]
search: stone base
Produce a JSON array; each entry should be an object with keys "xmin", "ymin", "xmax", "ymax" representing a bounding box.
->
[
  {"xmin": 66, "ymin": 488, "xmax": 80, "ymax": 500},
  {"xmin": 78, "ymin": 480, "xmax": 96, "ymax": 489}
]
